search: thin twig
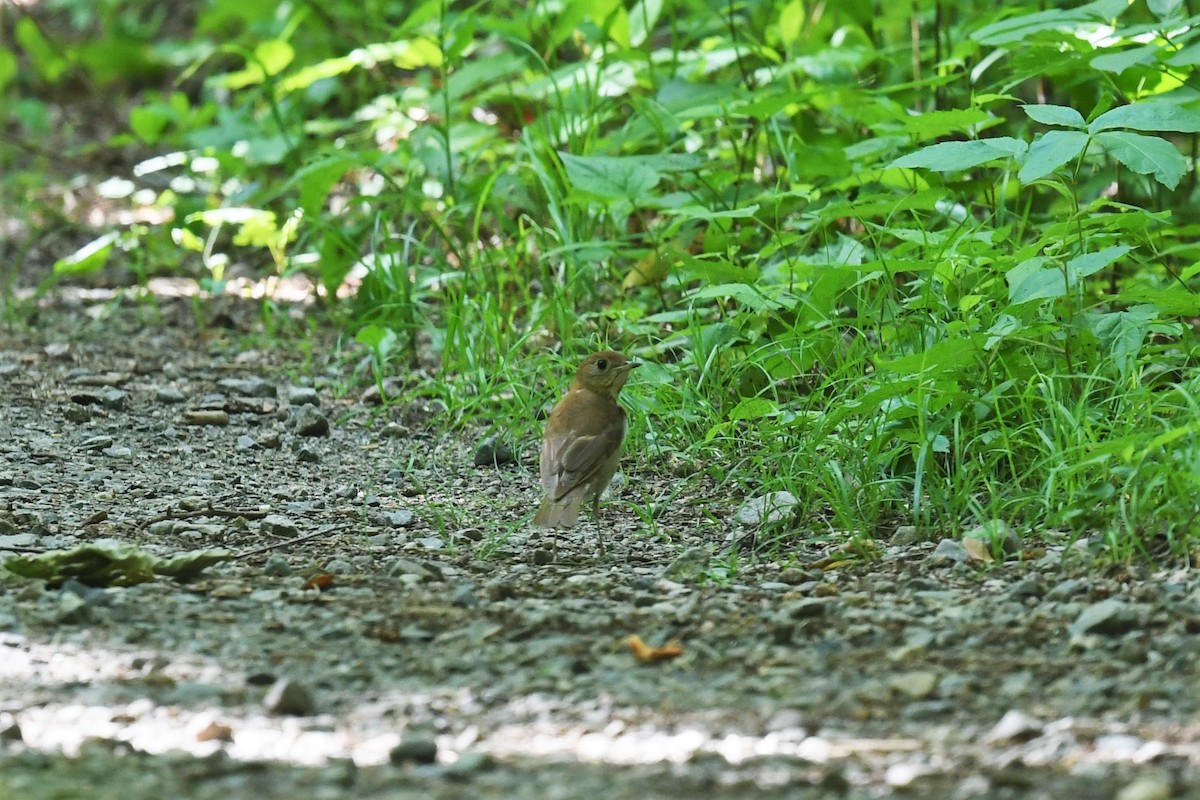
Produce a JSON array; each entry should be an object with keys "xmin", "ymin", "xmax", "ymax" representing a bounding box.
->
[{"xmin": 234, "ymin": 524, "xmax": 351, "ymax": 560}]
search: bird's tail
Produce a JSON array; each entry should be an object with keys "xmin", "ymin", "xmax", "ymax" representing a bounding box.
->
[{"xmin": 533, "ymin": 496, "xmax": 581, "ymax": 528}]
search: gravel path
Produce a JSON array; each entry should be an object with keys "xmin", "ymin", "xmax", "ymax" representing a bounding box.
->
[{"xmin": 1, "ymin": 293, "xmax": 1197, "ymax": 799}]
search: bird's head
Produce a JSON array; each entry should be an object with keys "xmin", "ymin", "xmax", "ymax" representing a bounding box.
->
[{"xmin": 572, "ymin": 350, "xmax": 639, "ymax": 398}]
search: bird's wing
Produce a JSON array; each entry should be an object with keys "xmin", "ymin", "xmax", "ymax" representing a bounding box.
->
[{"xmin": 548, "ymin": 426, "xmax": 623, "ymax": 501}]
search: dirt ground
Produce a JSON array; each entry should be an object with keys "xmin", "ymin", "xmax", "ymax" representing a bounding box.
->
[{"xmin": 1, "ymin": 291, "xmax": 1198, "ymax": 799}]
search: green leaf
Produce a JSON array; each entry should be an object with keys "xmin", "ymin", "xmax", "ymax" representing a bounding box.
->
[
  {"xmin": 1018, "ymin": 130, "xmax": 1088, "ymax": 182},
  {"xmin": 1149, "ymin": 0, "xmax": 1184, "ymax": 20},
  {"xmin": 294, "ymin": 154, "xmax": 357, "ymax": 216},
  {"xmin": 1067, "ymin": 245, "xmax": 1131, "ymax": 279},
  {"xmin": 1085, "ymin": 307, "xmax": 1157, "ymax": 379},
  {"xmin": 559, "ymin": 152, "xmax": 662, "ymax": 201},
  {"xmin": 728, "ymin": 397, "xmax": 779, "ymax": 422},
  {"xmin": 54, "ymin": 233, "xmax": 117, "ymax": 275},
  {"xmin": 1093, "ymin": 131, "xmax": 1187, "ymax": 190},
  {"xmin": 971, "ymin": 0, "xmax": 1129, "ymax": 45},
  {"xmin": 0, "ymin": 48, "xmax": 17, "ymax": 93},
  {"xmin": 899, "ymin": 109, "xmax": 995, "ymax": 139},
  {"xmin": 778, "ymin": 0, "xmax": 805, "ymax": 47},
  {"xmin": 1007, "ymin": 257, "xmax": 1066, "ymax": 304},
  {"xmin": 1090, "ymin": 43, "xmax": 1159, "ymax": 74},
  {"xmin": 888, "ymin": 138, "xmax": 1027, "ymax": 172},
  {"xmin": 1089, "ymin": 102, "xmax": 1200, "ymax": 134},
  {"xmin": 874, "ymin": 338, "xmax": 978, "ymax": 375},
  {"xmin": 689, "ymin": 283, "xmax": 788, "ymax": 312},
  {"xmin": 1021, "ymin": 104, "xmax": 1086, "ymax": 129},
  {"xmin": 15, "ymin": 16, "xmax": 69, "ymax": 83},
  {"xmin": 627, "ymin": 0, "xmax": 663, "ymax": 47},
  {"xmin": 4, "ymin": 543, "xmax": 231, "ymax": 587}
]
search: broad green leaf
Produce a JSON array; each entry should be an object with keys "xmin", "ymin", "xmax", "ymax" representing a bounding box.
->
[
  {"xmin": 1115, "ymin": 286, "xmax": 1200, "ymax": 315},
  {"xmin": 627, "ymin": 0, "xmax": 663, "ymax": 47},
  {"xmin": 0, "ymin": 49, "xmax": 16, "ymax": 92},
  {"xmin": 1166, "ymin": 40, "xmax": 1200, "ymax": 66},
  {"xmin": 874, "ymin": 338, "xmax": 978, "ymax": 375},
  {"xmin": 1149, "ymin": 0, "xmax": 1183, "ymax": 19},
  {"xmin": 728, "ymin": 397, "xmax": 779, "ymax": 422},
  {"xmin": 15, "ymin": 16, "xmax": 68, "ymax": 83},
  {"xmin": 1067, "ymin": 245, "xmax": 1131, "ymax": 279},
  {"xmin": 559, "ymin": 152, "xmax": 662, "ymax": 200},
  {"xmin": 888, "ymin": 138, "xmax": 1026, "ymax": 171},
  {"xmin": 1094, "ymin": 131, "xmax": 1187, "ymax": 190},
  {"xmin": 1018, "ymin": 130, "xmax": 1088, "ymax": 182},
  {"xmin": 1090, "ymin": 43, "xmax": 1158, "ymax": 74},
  {"xmin": 690, "ymin": 283, "xmax": 788, "ymax": 312},
  {"xmin": 899, "ymin": 109, "xmax": 995, "ymax": 138},
  {"xmin": 1089, "ymin": 102, "xmax": 1200, "ymax": 133},
  {"xmin": 971, "ymin": 0, "xmax": 1129, "ymax": 45},
  {"xmin": 1021, "ymin": 104, "xmax": 1086, "ymax": 129},
  {"xmin": 678, "ymin": 253, "xmax": 762, "ymax": 285},
  {"xmin": 54, "ymin": 233, "xmax": 117, "ymax": 275},
  {"xmin": 293, "ymin": 154, "xmax": 357, "ymax": 216},
  {"xmin": 129, "ymin": 104, "xmax": 174, "ymax": 144},
  {"xmin": 1085, "ymin": 307, "xmax": 1157, "ymax": 379},
  {"xmin": 778, "ymin": 0, "xmax": 805, "ymax": 47},
  {"xmin": 278, "ymin": 39, "xmax": 442, "ymax": 93},
  {"xmin": 1007, "ymin": 257, "xmax": 1066, "ymax": 304}
]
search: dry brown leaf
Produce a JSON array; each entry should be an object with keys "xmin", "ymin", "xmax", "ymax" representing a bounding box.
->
[
  {"xmin": 627, "ymin": 635, "xmax": 684, "ymax": 663},
  {"xmin": 962, "ymin": 537, "xmax": 993, "ymax": 563}
]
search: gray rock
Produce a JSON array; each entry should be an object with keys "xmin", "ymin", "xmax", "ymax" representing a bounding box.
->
[
  {"xmin": 184, "ymin": 410, "xmax": 229, "ymax": 426},
  {"xmin": 985, "ymin": 709, "xmax": 1042, "ymax": 743},
  {"xmin": 261, "ymin": 515, "xmax": 299, "ymax": 538},
  {"xmin": 263, "ymin": 678, "xmax": 317, "ymax": 716},
  {"xmin": 218, "ymin": 377, "xmax": 275, "ymax": 398},
  {"xmin": 101, "ymin": 388, "xmax": 128, "ymax": 410},
  {"xmin": 1116, "ymin": 775, "xmax": 1173, "ymax": 800},
  {"xmin": 735, "ymin": 491, "xmax": 799, "ymax": 526},
  {"xmin": 892, "ymin": 525, "xmax": 920, "ymax": 545},
  {"xmin": 288, "ymin": 387, "xmax": 320, "ymax": 406},
  {"xmin": 387, "ymin": 558, "xmax": 437, "ymax": 582},
  {"xmin": 296, "ymin": 445, "xmax": 321, "ymax": 463},
  {"xmin": 929, "ymin": 538, "xmax": 968, "ymax": 565},
  {"xmin": 102, "ymin": 445, "xmax": 133, "ymax": 460},
  {"xmin": 1046, "ymin": 578, "xmax": 1083, "ymax": 601},
  {"xmin": 155, "ymin": 387, "xmax": 185, "ymax": 404},
  {"xmin": 263, "ymin": 555, "xmax": 292, "ymax": 577},
  {"xmin": 781, "ymin": 598, "xmax": 829, "ymax": 619},
  {"xmin": 1071, "ymin": 599, "xmax": 1141, "ymax": 636},
  {"xmin": 661, "ymin": 547, "xmax": 710, "ymax": 582},
  {"xmin": 473, "ymin": 435, "xmax": 515, "ymax": 467},
  {"xmin": 390, "ymin": 736, "xmax": 438, "ymax": 765},
  {"xmin": 236, "ymin": 435, "xmax": 257, "ymax": 450},
  {"xmin": 386, "ymin": 509, "xmax": 415, "ymax": 528},
  {"xmin": 292, "ymin": 405, "xmax": 330, "ymax": 437}
]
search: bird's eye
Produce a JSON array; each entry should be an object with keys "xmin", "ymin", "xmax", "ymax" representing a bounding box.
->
[{"xmin": 596, "ymin": 358, "xmax": 608, "ymax": 370}]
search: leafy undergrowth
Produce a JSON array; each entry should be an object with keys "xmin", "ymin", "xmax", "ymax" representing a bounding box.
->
[{"xmin": 5, "ymin": 0, "xmax": 1200, "ymax": 563}]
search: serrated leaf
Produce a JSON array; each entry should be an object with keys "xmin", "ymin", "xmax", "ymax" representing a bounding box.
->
[
  {"xmin": 1018, "ymin": 130, "xmax": 1088, "ymax": 182},
  {"xmin": 1021, "ymin": 104, "xmax": 1086, "ymax": 129},
  {"xmin": 1094, "ymin": 131, "xmax": 1187, "ymax": 189},
  {"xmin": 1089, "ymin": 101, "xmax": 1200, "ymax": 134},
  {"xmin": 888, "ymin": 138, "xmax": 1026, "ymax": 172}
]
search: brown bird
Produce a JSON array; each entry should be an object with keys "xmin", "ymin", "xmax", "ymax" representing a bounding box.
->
[{"xmin": 533, "ymin": 351, "xmax": 639, "ymax": 544}]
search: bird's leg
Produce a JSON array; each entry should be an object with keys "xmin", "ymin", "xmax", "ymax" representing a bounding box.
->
[{"xmin": 592, "ymin": 496, "xmax": 606, "ymax": 556}]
